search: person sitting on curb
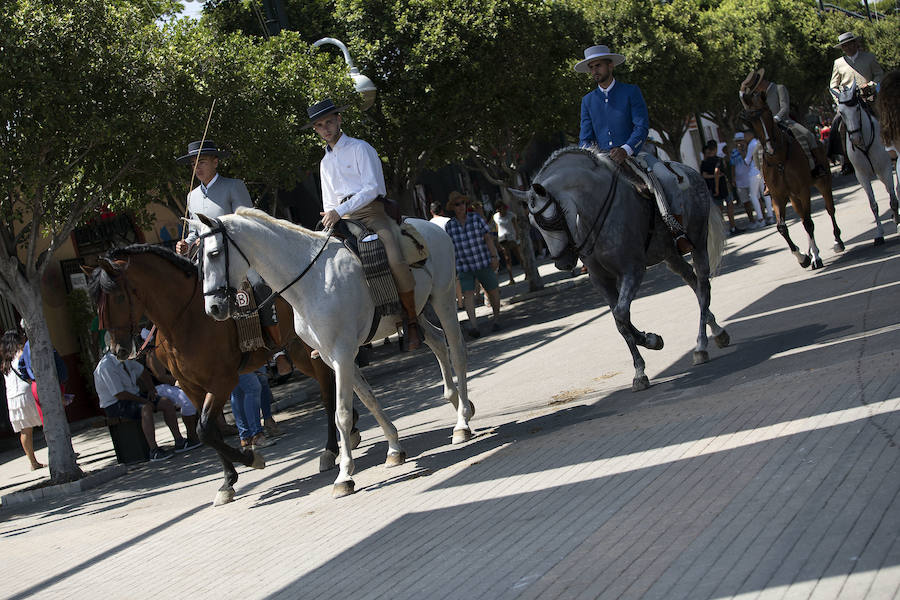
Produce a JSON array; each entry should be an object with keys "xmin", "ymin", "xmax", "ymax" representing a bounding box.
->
[{"xmin": 93, "ymin": 339, "xmax": 189, "ymax": 462}]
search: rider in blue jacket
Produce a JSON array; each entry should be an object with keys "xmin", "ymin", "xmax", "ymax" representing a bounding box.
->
[{"xmin": 577, "ymin": 45, "xmax": 693, "ymax": 254}]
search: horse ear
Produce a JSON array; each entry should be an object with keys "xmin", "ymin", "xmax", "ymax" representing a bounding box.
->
[
  {"xmin": 850, "ymin": 79, "xmax": 857, "ymax": 96},
  {"xmin": 829, "ymin": 88, "xmax": 840, "ymax": 100},
  {"xmin": 506, "ymin": 188, "xmax": 528, "ymax": 200},
  {"xmin": 532, "ymin": 183, "xmax": 548, "ymax": 197},
  {"xmin": 196, "ymin": 213, "xmax": 215, "ymax": 227},
  {"xmin": 80, "ymin": 265, "xmax": 95, "ymax": 277}
]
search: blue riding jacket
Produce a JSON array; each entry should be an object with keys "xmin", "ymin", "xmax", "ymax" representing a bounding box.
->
[{"xmin": 579, "ymin": 80, "xmax": 650, "ymax": 155}]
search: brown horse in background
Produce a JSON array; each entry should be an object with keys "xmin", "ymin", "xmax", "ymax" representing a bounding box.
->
[
  {"xmin": 85, "ymin": 244, "xmax": 353, "ymax": 506},
  {"xmin": 740, "ymin": 87, "xmax": 844, "ymax": 270}
]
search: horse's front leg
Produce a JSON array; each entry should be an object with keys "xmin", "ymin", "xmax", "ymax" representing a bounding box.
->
[
  {"xmin": 591, "ymin": 269, "xmax": 651, "ymax": 391},
  {"xmin": 859, "ymin": 179, "xmax": 886, "ymax": 246},
  {"xmin": 773, "ymin": 198, "xmax": 810, "ymax": 268},
  {"xmin": 196, "ymin": 390, "xmax": 264, "ymax": 506}
]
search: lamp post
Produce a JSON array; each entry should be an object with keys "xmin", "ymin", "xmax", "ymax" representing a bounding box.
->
[{"xmin": 313, "ymin": 37, "xmax": 377, "ymax": 110}]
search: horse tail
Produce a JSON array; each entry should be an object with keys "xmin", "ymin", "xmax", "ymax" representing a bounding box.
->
[{"xmin": 706, "ymin": 202, "xmax": 727, "ymax": 275}]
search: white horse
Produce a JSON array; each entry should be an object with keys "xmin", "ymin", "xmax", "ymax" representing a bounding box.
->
[
  {"xmin": 832, "ymin": 81, "xmax": 900, "ymax": 245},
  {"xmin": 190, "ymin": 208, "xmax": 473, "ymax": 498}
]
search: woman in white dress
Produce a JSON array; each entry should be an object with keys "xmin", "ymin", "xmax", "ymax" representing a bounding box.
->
[{"xmin": 2, "ymin": 330, "xmax": 44, "ymax": 470}]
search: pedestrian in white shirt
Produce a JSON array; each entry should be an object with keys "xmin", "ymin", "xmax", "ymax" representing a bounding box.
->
[{"xmin": 304, "ymin": 99, "xmax": 422, "ymax": 350}]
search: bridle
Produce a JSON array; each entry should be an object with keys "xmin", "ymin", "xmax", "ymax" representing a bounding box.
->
[
  {"xmin": 840, "ymin": 90, "xmax": 875, "ymax": 156},
  {"xmin": 529, "ymin": 167, "xmax": 621, "ymax": 259},
  {"xmin": 196, "ymin": 217, "xmax": 332, "ymax": 316},
  {"xmin": 740, "ymin": 90, "xmax": 790, "ymax": 172},
  {"xmin": 98, "ymin": 260, "xmax": 192, "ymax": 358}
]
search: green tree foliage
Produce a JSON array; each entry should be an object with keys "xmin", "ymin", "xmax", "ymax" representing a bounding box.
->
[
  {"xmin": 0, "ymin": 0, "xmax": 170, "ymax": 482},
  {"xmin": 0, "ymin": 0, "xmax": 349, "ymax": 482}
]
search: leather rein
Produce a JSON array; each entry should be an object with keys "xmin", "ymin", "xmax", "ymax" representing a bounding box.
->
[
  {"xmin": 196, "ymin": 218, "xmax": 332, "ymax": 316},
  {"xmin": 530, "ymin": 167, "xmax": 621, "ymax": 259}
]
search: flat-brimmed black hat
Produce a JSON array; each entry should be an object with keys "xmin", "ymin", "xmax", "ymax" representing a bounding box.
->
[
  {"xmin": 175, "ymin": 140, "xmax": 231, "ymax": 165},
  {"xmin": 301, "ymin": 99, "xmax": 349, "ymax": 130}
]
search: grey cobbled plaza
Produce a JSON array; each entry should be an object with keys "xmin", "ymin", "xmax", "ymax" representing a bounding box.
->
[{"xmin": 1, "ymin": 174, "xmax": 899, "ymax": 600}]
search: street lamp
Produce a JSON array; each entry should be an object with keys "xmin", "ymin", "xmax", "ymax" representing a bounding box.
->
[{"xmin": 313, "ymin": 37, "xmax": 377, "ymax": 110}]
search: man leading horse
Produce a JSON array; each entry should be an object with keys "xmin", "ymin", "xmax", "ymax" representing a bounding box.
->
[{"xmin": 576, "ymin": 44, "xmax": 693, "ymax": 255}]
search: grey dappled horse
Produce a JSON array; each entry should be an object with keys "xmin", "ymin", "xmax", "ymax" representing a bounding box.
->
[{"xmin": 525, "ymin": 147, "xmax": 729, "ymax": 391}]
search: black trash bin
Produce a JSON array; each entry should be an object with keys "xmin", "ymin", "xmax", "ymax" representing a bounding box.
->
[{"xmin": 107, "ymin": 417, "xmax": 150, "ymax": 464}]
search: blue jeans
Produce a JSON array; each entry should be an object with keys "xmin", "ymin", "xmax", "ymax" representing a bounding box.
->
[
  {"xmin": 230, "ymin": 373, "xmax": 262, "ymax": 441},
  {"xmin": 256, "ymin": 368, "xmax": 273, "ymax": 421}
]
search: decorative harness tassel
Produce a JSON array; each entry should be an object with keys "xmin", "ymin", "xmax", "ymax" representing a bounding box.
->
[
  {"xmin": 233, "ymin": 280, "xmax": 265, "ymax": 352},
  {"xmin": 358, "ymin": 232, "xmax": 402, "ymax": 319}
]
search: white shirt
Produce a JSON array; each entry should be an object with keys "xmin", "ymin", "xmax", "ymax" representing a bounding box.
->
[
  {"xmin": 745, "ymin": 138, "xmax": 761, "ymax": 178},
  {"xmin": 429, "ymin": 215, "xmax": 450, "ymax": 228},
  {"xmin": 200, "ymin": 173, "xmax": 219, "ymax": 195},
  {"xmin": 319, "ymin": 134, "xmax": 386, "ymax": 217},
  {"xmin": 93, "ymin": 353, "xmax": 143, "ymax": 409},
  {"xmin": 493, "ymin": 211, "xmax": 517, "ymax": 242}
]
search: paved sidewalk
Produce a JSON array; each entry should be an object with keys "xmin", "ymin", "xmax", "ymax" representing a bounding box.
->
[{"xmin": 0, "ymin": 174, "xmax": 898, "ymax": 599}]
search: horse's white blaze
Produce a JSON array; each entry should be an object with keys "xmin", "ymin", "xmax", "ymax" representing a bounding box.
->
[{"xmin": 196, "ymin": 209, "xmax": 472, "ymax": 495}]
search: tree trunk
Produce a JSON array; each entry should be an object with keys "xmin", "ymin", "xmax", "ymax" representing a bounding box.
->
[
  {"xmin": 20, "ymin": 281, "xmax": 83, "ymax": 483},
  {"xmin": 499, "ymin": 187, "xmax": 543, "ymax": 292}
]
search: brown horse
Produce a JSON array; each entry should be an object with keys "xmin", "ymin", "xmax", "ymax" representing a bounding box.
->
[
  {"xmin": 85, "ymin": 244, "xmax": 353, "ymax": 506},
  {"xmin": 740, "ymin": 87, "xmax": 844, "ymax": 270}
]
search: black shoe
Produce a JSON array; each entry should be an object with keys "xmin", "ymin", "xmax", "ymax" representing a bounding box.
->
[{"xmin": 150, "ymin": 447, "xmax": 173, "ymax": 462}]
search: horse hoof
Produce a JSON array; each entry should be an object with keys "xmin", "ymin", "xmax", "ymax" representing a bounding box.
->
[
  {"xmin": 250, "ymin": 451, "xmax": 266, "ymax": 470},
  {"xmin": 646, "ymin": 333, "xmax": 664, "ymax": 351},
  {"xmin": 692, "ymin": 350, "xmax": 710, "ymax": 365},
  {"xmin": 385, "ymin": 451, "xmax": 407, "ymax": 467},
  {"xmin": 349, "ymin": 429, "xmax": 362, "ymax": 451},
  {"xmin": 874, "ymin": 236, "xmax": 885, "ymax": 247},
  {"xmin": 632, "ymin": 376, "xmax": 650, "ymax": 392},
  {"xmin": 319, "ymin": 449, "xmax": 337, "ymax": 472},
  {"xmin": 714, "ymin": 330, "xmax": 731, "ymax": 348},
  {"xmin": 799, "ymin": 255, "xmax": 811, "ymax": 268},
  {"xmin": 332, "ymin": 480, "xmax": 355, "ymax": 498},
  {"xmin": 811, "ymin": 258, "xmax": 824, "ymax": 270},
  {"xmin": 213, "ymin": 488, "xmax": 235, "ymax": 507},
  {"xmin": 452, "ymin": 428, "xmax": 473, "ymax": 445}
]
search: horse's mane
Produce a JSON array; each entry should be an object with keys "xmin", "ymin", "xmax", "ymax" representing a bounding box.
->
[
  {"xmin": 234, "ymin": 207, "xmax": 330, "ymax": 239},
  {"xmin": 534, "ymin": 146, "xmax": 615, "ymax": 181},
  {"xmin": 87, "ymin": 244, "xmax": 197, "ymax": 305}
]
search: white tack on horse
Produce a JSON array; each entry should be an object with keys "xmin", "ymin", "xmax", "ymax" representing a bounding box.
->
[
  {"xmin": 191, "ymin": 208, "xmax": 474, "ymax": 498},
  {"xmin": 832, "ymin": 83, "xmax": 900, "ymax": 244}
]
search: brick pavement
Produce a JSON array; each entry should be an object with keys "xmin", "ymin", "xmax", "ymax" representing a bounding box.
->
[{"xmin": 0, "ymin": 174, "xmax": 898, "ymax": 599}]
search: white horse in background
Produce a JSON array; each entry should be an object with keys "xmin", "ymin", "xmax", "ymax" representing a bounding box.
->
[
  {"xmin": 191, "ymin": 208, "xmax": 474, "ymax": 498},
  {"xmin": 832, "ymin": 81, "xmax": 900, "ymax": 245}
]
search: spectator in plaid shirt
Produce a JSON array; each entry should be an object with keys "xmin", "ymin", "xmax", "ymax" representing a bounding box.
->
[{"xmin": 444, "ymin": 191, "xmax": 502, "ymax": 338}]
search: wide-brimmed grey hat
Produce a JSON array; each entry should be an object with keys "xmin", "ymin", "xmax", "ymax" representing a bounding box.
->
[
  {"xmin": 834, "ymin": 32, "xmax": 858, "ymax": 48},
  {"xmin": 574, "ymin": 45, "xmax": 626, "ymax": 73},
  {"xmin": 175, "ymin": 140, "xmax": 231, "ymax": 165},
  {"xmin": 301, "ymin": 98, "xmax": 349, "ymax": 130}
]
